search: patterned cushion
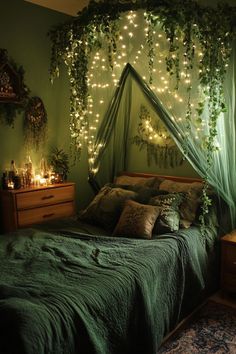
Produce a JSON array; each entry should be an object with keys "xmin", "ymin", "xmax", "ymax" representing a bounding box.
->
[
  {"xmin": 149, "ymin": 193, "xmax": 183, "ymax": 209},
  {"xmin": 107, "ymin": 183, "xmax": 168, "ymax": 204},
  {"xmin": 149, "ymin": 193, "xmax": 183, "ymax": 234},
  {"xmin": 156, "ymin": 206, "xmax": 180, "ymax": 234},
  {"xmin": 159, "ymin": 179, "xmax": 203, "ymax": 227},
  {"xmin": 78, "ymin": 186, "xmax": 138, "ymax": 231},
  {"xmin": 113, "ymin": 200, "xmax": 160, "ymax": 239}
]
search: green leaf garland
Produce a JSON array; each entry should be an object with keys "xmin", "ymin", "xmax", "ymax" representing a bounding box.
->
[{"xmin": 131, "ymin": 105, "xmax": 183, "ymax": 168}]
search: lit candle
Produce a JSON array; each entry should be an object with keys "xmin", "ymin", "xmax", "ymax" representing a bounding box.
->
[
  {"xmin": 39, "ymin": 177, "xmax": 47, "ymax": 186},
  {"xmin": 8, "ymin": 181, "xmax": 14, "ymax": 189}
]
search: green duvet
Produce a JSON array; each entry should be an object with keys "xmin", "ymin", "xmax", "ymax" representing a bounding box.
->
[{"xmin": 0, "ymin": 224, "xmax": 219, "ymax": 354}]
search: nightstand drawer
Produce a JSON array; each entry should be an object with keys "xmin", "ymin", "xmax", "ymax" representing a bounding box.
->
[
  {"xmin": 221, "ymin": 230, "xmax": 236, "ymax": 294},
  {"xmin": 223, "ymin": 245, "xmax": 236, "ymax": 273},
  {"xmin": 18, "ymin": 202, "xmax": 75, "ymax": 227},
  {"xmin": 16, "ymin": 185, "xmax": 74, "ymax": 210},
  {"xmin": 222, "ymin": 272, "xmax": 236, "ymax": 291}
]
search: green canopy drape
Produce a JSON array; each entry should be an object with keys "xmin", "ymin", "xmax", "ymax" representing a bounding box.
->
[{"xmin": 89, "ymin": 40, "xmax": 236, "ymax": 230}]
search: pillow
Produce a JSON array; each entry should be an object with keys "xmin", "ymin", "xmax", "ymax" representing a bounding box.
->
[
  {"xmin": 149, "ymin": 193, "xmax": 183, "ymax": 234},
  {"xmin": 113, "ymin": 200, "xmax": 160, "ymax": 239},
  {"xmin": 149, "ymin": 192, "xmax": 184, "ymax": 209},
  {"xmin": 159, "ymin": 179, "xmax": 203, "ymax": 227},
  {"xmin": 78, "ymin": 185, "xmax": 138, "ymax": 231},
  {"xmin": 115, "ymin": 175, "xmax": 163, "ymax": 189},
  {"xmin": 155, "ymin": 206, "xmax": 180, "ymax": 234},
  {"xmin": 107, "ymin": 183, "xmax": 169, "ymax": 204}
]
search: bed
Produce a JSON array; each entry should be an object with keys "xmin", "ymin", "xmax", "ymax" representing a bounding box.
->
[{"xmin": 0, "ymin": 172, "xmax": 220, "ymax": 354}]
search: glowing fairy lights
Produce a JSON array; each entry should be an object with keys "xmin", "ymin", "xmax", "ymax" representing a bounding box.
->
[
  {"xmin": 49, "ymin": 0, "xmax": 235, "ymax": 181},
  {"xmin": 82, "ymin": 9, "xmax": 209, "ymax": 172}
]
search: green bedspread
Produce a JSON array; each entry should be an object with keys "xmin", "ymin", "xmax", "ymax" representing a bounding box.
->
[{"xmin": 0, "ymin": 224, "xmax": 219, "ymax": 354}]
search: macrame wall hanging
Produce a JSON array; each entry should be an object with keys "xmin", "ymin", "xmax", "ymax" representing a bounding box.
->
[
  {"xmin": 24, "ymin": 96, "xmax": 47, "ymax": 151},
  {"xmin": 131, "ymin": 105, "xmax": 183, "ymax": 168}
]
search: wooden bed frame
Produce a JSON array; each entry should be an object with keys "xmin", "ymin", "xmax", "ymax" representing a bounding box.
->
[{"xmin": 118, "ymin": 171, "xmax": 202, "ymax": 184}]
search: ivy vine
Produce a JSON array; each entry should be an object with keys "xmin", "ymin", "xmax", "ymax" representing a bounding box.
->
[{"xmin": 49, "ymin": 0, "xmax": 235, "ymax": 154}]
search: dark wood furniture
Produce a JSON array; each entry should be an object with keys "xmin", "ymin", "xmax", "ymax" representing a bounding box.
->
[
  {"xmin": 117, "ymin": 171, "xmax": 202, "ymax": 183},
  {"xmin": 0, "ymin": 183, "xmax": 76, "ymax": 233},
  {"xmin": 221, "ymin": 230, "xmax": 236, "ymax": 294}
]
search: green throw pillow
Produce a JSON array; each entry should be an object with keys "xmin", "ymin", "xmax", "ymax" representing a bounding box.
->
[{"xmin": 149, "ymin": 193, "xmax": 183, "ymax": 234}]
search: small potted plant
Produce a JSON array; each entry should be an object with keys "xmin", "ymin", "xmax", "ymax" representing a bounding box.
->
[{"xmin": 48, "ymin": 147, "xmax": 69, "ymax": 182}]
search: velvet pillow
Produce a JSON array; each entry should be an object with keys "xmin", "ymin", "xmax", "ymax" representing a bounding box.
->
[
  {"xmin": 155, "ymin": 206, "xmax": 180, "ymax": 234},
  {"xmin": 159, "ymin": 179, "xmax": 203, "ymax": 227},
  {"xmin": 107, "ymin": 183, "xmax": 168, "ymax": 204},
  {"xmin": 149, "ymin": 193, "xmax": 183, "ymax": 234},
  {"xmin": 78, "ymin": 185, "xmax": 138, "ymax": 231},
  {"xmin": 113, "ymin": 200, "xmax": 160, "ymax": 239},
  {"xmin": 115, "ymin": 175, "xmax": 163, "ymax": 189}
]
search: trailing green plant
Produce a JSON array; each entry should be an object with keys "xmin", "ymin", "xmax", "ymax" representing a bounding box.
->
[
  {"xmin": 24, "ymin": 96, "xmax": 47, "ymax": 151},
  {"xmin": 49, "ymin": 0, "xmax": 235, "ymax": 152},
  {"xmin": 48, "ymin": 147, "xmax": 69, "ymax": 181},
  {"xmin": 144, "ymin": 11, "xmax": 157, "ymax": 85}
]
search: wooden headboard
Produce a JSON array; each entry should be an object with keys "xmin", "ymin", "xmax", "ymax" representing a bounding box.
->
[{"xmin": 118, "ymin": 171, "xmax": 202, "ymax": 184}]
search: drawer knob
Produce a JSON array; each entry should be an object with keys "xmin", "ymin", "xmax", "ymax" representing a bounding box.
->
[
  {"xmin": 42, "ymin": 195, "xmax": 54, "ymax": 200},
  {"xmin": 43, "ymin": 213, "xmax": 55, "ymax": 218}
]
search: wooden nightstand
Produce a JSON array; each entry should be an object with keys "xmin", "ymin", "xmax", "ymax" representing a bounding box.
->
[
  {"xmin": 221, "ymin": 230, "xmax": 236, "ymax": 294},
  {"xmin": 0, "ymin": 182, "xmax": 76, "ymax": 233}
]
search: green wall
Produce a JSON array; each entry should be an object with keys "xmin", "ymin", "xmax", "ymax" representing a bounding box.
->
[
  {"xmin": 0, "ymin": 0, "xmax": 95, "ymax": 210},
  {"xmin": 0, "ymin": 0, "xmax": 200, "ymax": 212}
]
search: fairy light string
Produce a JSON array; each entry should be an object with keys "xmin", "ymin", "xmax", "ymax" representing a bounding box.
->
[{"xmin": 49, "ymin": 1, "xmax": 235, "ymax": 176}]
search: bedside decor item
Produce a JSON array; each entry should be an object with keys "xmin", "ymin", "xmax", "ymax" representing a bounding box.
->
[
  {"xmin": 48, "ymin": 147, "xmax": 69, "ymax": 182},
  {"xmin": 0, "ymin": 49, "xmax": 29, "ymax": 126},
  {"xmin": 24, "ymin": 96, "xmax": 47, "ymax": 150}
]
